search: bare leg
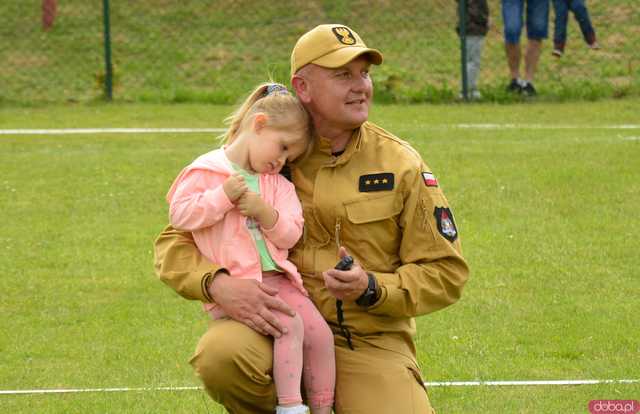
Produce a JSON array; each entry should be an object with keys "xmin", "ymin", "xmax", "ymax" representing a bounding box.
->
[
  {"xmin": 505, "ymin": 42, "xmax": 521, "ymax": 80},
  {"xmin": 524, "ymin": 39, "xmax": 543, "ymax": 83}
]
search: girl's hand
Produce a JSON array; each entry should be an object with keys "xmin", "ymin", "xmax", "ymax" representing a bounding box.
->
[
  {"xmin": 237, "ymin": 191, "xmax": 266, "ymax": 218},
  {"xmin": 223, "ymin": 174, "xmax": 248, "ymax": 202},
  {"xmin": 237, "ymin": 192, "xmax": 278, "ymax": 228}
]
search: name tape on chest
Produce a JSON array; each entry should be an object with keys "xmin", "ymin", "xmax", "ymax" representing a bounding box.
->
[{"xmin": 359, "ymin": 173, "xmax": 394, "ymax": 192}]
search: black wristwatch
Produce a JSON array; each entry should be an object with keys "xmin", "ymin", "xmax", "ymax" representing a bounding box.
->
[{"xmin": 356, "ymin": 272, "xmax": 379, "ymax": 307}]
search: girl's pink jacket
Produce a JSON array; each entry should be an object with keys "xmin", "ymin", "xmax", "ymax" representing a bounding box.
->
[{"xmin": 166, "ymin": 148, "xmax": 307, "ymax": 310}]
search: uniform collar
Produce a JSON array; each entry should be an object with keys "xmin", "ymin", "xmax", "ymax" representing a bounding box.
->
[{"xmin": 314, "ymin": 123, "xmax": 366, "ymax": 166}]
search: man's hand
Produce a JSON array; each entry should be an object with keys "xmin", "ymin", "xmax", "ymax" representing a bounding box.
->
[
  {"xmin": 322, "ymin": 246, "xmax": 369, "ymax": 301},
  {"xmin": 223, "ymin": 174, "xmax": 248, "ymax": 202},
  {"xmin": 208, "ymin": 272, "xmax": 295, "ymax": 337},
  {"xmin": 237, "ymin": 192, "xmax": 278, "ymax": 228}
]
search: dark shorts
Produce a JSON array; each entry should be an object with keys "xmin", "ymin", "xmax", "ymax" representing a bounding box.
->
[{"xmin": 502, "ymin": 0, "xmax": 550, "ymax": 43}]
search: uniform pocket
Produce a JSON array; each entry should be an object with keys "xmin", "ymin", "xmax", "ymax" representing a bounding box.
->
[
  {"xmin": 344, "ymin": 193, "xmax": 402, "ymax": 224},
  {"xmin": 342, "ymin": 193, "xmax": 403, "ymax": 271}
]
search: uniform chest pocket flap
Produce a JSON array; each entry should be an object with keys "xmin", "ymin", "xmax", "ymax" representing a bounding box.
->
[{"xmin": 344, "ymin": 193, "xmax": 403, "ymax": 224}]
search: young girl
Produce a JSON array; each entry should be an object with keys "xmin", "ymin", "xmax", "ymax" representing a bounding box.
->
[{"xmin": 166, "ymin": 83, "xmax": 335, "ymax": 414}]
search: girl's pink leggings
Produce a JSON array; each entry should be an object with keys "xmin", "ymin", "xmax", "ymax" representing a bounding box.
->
[
  {"xmin": 265, "ymin": 274, "xmax": 335, "ymax": 408},
  {"xmin": 210, "ymin": 274, "xmax": 335, "ymax": 408}
]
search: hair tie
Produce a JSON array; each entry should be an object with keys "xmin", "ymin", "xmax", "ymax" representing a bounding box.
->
[{"xmin": 265, "ymin": 84, "xmax": 289, "ymax": 97}]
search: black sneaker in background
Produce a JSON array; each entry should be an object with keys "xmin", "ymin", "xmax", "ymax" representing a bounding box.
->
[
  {"xmin": 521, "ymin": 81, "xmax": 537, "ymax": 96},
  {"xmin": 506, "ymin": 78, "xmax": 522, "ymax": 93}
]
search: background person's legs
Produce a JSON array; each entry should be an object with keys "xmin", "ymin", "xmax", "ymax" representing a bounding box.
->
[
  {"xmin": 523, "ymin": 0, "xmax": 550, "ymax": 92},
  {"xmin": 502, "ymin": 0, "xmax": 525, "ymax": 88},
  {"xmin": 552, "ymin": 0, "xmax": 569, "ymax": 54},
  {"xmin": 465, "ymin": 35, "xmax": 485, "ymax": 97},
  {"xmin": 524, "ymin": 39, "xmax": 543, "ymax": 83},
  {"xmin": 568, "ymin": 0, "xmax": 597, "ymax": 46},
  {"xmin": 505, "ymin": 42, "xmax": 522, "ymax": 81}
]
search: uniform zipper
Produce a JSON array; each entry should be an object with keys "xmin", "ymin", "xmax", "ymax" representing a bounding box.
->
[{"xmin": 333, "ymin": 216, "xmax": 354, "ymax": 349}]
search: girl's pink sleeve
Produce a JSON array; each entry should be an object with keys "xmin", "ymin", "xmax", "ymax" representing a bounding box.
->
[
  {"xmin": 168, "ymin": 169, "xmax": 234, "ymax": 231},
  {"xmin": 261, "ymin": 177, "xmax": 303, "ymax": 249}
]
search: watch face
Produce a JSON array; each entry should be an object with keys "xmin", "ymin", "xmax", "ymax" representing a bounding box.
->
[{"xmin": 364, "ymin": 290, "xmax": 375, "ymax": 305}]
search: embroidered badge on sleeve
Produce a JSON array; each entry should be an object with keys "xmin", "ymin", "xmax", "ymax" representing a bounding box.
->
[
  {"xmin": 422, "ymin": 172, "xmax": 438, "ymax": 187},
  {"xmin": 434, "ymin": 207, "xmax": 458, "ymax": 242}
]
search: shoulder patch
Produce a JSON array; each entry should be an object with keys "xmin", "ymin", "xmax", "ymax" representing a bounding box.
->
[
  {"xmin": 422, "ymin": 172, "xmax": 438, "ymax": 187},
  {"xmin": 359, "ymin": 173, "xmax": 394, "ymax": 192},
  {"xmin": 434, "ymin": 207, "xmax": 458, "ymax": 242}
]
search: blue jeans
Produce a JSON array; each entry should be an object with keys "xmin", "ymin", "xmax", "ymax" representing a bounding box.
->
[
  {"xmin": 552, "ymin": 0, "xmax": 596, "ymax": 45},
  {"xmin": 502, "ymin": 0, "xmax": 550, "ymax": 44}
]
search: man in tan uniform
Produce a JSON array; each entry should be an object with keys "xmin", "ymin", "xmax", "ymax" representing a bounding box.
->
[{"xmin": 154, "ymin": 24, "xmax": 469, "ymax": 414}]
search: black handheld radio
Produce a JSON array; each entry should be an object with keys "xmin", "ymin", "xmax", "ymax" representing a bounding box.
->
[{"xmin": 334, "ymin": 255, "xmax": 354, "ymax": 349}]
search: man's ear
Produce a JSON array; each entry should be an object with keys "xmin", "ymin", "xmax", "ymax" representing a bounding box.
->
[
  {"xmin": 291, "ymin": 75, "xmax": 311, "ymax": 104},
  {"xmin": 252, "ymin": 113, "xmax": 268, "ymax": 133}
]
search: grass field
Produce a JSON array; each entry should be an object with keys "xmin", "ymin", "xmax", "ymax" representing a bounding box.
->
[{"xmin": 1, "ymin": 99, "xmax": 639, "ymax": 413}]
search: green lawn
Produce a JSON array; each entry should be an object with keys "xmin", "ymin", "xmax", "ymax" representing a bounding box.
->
[{"xmin": 1, "ymin": 99, "xmax": 639, "ymax": 413}]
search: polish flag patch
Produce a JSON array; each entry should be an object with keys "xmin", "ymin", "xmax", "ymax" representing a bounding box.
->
[{"xmin": 422, "ymin": 172, "xmax": 438, "ymax": 187}]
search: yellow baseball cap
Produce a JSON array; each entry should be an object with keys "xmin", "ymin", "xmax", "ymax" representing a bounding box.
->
[{"xmin": 290, "ymin": 24, "xmax": 383, "ymax": 76}]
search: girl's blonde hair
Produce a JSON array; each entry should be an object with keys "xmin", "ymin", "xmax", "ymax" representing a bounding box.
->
[{"xmin": 220, "ymin": 82, "xmax": 311, "ymax": 148}]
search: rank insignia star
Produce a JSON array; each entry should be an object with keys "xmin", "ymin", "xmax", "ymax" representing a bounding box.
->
[{"xmin": 359, "ymin": 173, "xmax": 394, "ymax": 192}]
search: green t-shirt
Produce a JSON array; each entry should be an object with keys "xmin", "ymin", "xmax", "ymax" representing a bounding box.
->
[{"xmin": 232, "ymin": 164, "xmax": 280, "ymax": 272}]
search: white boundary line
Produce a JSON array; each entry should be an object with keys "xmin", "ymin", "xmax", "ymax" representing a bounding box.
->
[
  {"xmin": 452, "ymin": 124, "xmax": 640, "ymax": 130},
  {"xmin": 2, "ymin": 379, "xmax": 638, "ymax": 395},
  {"xmin": 1, "ymin": 124, "xmax": 640, "ymax": 135},
  {"xmin": 426, "ymin": 379, "xmax": 640, "ymax": 387},
  {"xmin": 0, "ymin": 128, "xmax": 225, "ymax": 135},
  {"xmin": 0, "ymin": 386, "xmax": 202, "ymax": 395}
]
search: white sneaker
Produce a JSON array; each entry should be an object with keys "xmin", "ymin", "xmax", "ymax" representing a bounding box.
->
[{"xmin": 458, "ymin": 90, "xmax": 482, "ymax": 100}]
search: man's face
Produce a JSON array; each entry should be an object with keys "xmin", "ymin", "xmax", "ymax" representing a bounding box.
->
[{"xmin": 304, "ymin": 56, "xmax": 373, "ymax": 133}]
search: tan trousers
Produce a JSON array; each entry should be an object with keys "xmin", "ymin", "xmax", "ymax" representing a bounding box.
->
[{"xmin": 190, "ymin": 319, "xmax": 435, "ymax": 414}]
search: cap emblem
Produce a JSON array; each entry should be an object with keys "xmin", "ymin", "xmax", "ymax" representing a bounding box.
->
[{"xmin": 332, "ymin": 27, "xmax": 356, "ymax": 45}]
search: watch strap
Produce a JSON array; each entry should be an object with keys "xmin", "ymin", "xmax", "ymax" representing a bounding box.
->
[{"xmin": 356, "ymin": 272, "xmax": 378, "ymax": 307}]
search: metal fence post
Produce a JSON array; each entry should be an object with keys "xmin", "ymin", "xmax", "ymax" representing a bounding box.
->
[
  {"xmin": 459, "ymin": 0, "xmax": 468, "ymax": 101},
  {"xmin": 102, "ymin": 0, "xmax": 113, "ymax": 100}
]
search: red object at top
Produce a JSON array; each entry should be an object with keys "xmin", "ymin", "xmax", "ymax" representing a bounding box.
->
[{"xmin": 42, "ymin": 0, "xmax": 57, "ymax": 31}]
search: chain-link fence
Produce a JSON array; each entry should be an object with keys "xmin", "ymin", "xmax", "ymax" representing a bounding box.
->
[{"xmin": 2, "ymin": 0, "xmax": 639, "ymax": 105}]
